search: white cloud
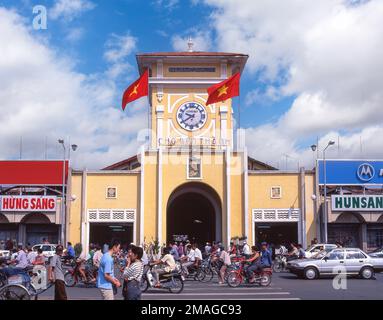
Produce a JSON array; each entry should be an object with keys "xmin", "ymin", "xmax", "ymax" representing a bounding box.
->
[
  {"xmin": 203, "ymin": 0, "xmax": 383, "ymax": 168},
  {"xmin": 0, "ymin": 7, "xmax": 146, "ymax": 169},
  {"xmin": 65, "ymin": 27, "xmax": 85, "ymax": 42},
  {"xmin": 172, "ymin": 31, "xmax": 212, "ymax": 52},
  {"xmin": 153, "ymin": 0, "xmax": 179, "ymax": 10},
  {"xmin": 50, "ymin": 0, "xmax": 95, "ymax": 21},
  {"xmin": 103, "ymin": 33, "xmax": 137, "ymax": 81}
]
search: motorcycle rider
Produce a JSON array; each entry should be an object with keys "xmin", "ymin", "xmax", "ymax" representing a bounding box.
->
[
  {"xmin": 151, "ymin": 247, "xmax": 177, "ymax": 287},
  {"xmin": 244, "ymin": 246, "xmax": 260, "ymax": 283},
  {"xmin": 245, "ymin": 243, "xmax": 272, "ymax": 283}
]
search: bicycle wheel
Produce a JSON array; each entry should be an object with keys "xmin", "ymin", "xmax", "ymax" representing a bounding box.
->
[
  {"xmin": 64, "ymin": 271, "xmax": 76, "ymax": 287},
  {"xmin": 168, "ymin": 276, "xmax": 184, "ymax": 294},
  {"xmin": 0, "ymin": 285, "xmax": 31, "ymax": 300},
  {"xmin": 194, "ymin": 269, "xmax": 206, "ymax": 282},
  {"xmin": 140, "ymin": 277, "xmax": 150, "ymax": 292},
  {"xmin": 227, "ymin": 270, "xmax": 242, "ymax": 288},
  {"xmin": 200, "ymin": 268, "xmax": 214, "ymax": 283}
]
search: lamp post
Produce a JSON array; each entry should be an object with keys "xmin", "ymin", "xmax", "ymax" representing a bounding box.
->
[
  {"xmin": 58, "ymin": 140, "xmax": 78, "ymax": 246},
  {"xmin": 323, "ymin": 141, "xmax": 335, "ymax": 243}
]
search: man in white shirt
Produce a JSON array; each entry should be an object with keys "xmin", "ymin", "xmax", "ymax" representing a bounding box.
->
[
  {"xmin": 14, "ymin": 245, "xmax": 28, "ymax": 269},
  {"xmin": 27, "ymin": 247, "xmax": 38, "ymax": 265},
  {"xmin": 194, "ymin": 244, "xmax": 202, "ymax": 262},
  {"xmin": 242, "ymin": 241, "xmax": 251, "ymax": 257},
  {"xmin": 181, "ymin": 244, "xmax": 198, "ymax": 276}
]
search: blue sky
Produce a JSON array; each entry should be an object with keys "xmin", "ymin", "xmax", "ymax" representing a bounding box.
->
[
  {"xmin": 1, "ymin": 0, "xmax": 294, "ymax": 127},
  {"xmin": 0, "ymin": 0, "xmax": 382, "ymax": 169}
]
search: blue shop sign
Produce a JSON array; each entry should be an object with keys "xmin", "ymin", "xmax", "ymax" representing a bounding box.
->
[{"xmin": 318, "ymin": 160, "xmax": 383, "ymax": 185}]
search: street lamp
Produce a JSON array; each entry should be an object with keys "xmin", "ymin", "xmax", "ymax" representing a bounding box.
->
[
  {"xmin": 58, "ymin": 139, "xmax": 66, "ymax": 246},
  {"xmin": 323, "ymin": 140, "xmax": 335, "ymax": 243},
  {"xmin": 58, "ymin": 140, "xmax": 78, "ymax": 245}
]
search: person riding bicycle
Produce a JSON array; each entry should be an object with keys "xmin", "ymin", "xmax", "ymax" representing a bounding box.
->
[
  {"xmin": 151, "ymin": 247, "xmax": 177, "ymax": 288},
  {"xmin": 63, "ymin": 242, "xmax": 75, "ymax": 262},
  {"xmin": 218, "ymin": 248, "xmax": 232, "ymax": 285}
]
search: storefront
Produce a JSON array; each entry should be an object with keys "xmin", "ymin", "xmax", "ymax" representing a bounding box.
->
[
  {"xmin": 0, "ymin": 161, "xmax": 67, "ymax": 246},
  {"xmin": 318, "ymin": 160, "xmax": 383, "ymax": 251}
]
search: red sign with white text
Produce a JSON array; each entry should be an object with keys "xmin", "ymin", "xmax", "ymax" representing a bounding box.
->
[{"xmin": 0, "ymin": 196, "xmax": 57, "ymax": 212}]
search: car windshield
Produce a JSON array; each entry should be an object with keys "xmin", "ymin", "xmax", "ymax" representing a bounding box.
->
[{"xmin": 311, "ymin": 250, "xmax": 327, "ymax": 259}]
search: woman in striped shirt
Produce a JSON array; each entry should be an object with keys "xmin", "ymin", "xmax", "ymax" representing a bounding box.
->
[{"xmin": 123, "ymin": 246, "xmax": 144, "ymax": 300}]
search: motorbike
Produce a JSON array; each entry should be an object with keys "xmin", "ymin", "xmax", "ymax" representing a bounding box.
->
[
  {"xmin": 273, "ymin": 254, "xmax": 288, "ymax": 273},
  {"xmin": 64, "ymin": 261, "xmax": 97, "ymax": 287},
  {"xmin": 140, "ymin": 264, "xmax": 184, "ymax": 294},
  {"xmin": 227, "ymin": 258, "xmax": 272, "ymax": 287}
]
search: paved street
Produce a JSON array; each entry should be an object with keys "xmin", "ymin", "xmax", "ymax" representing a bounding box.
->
[{"xmin": 38, "ymin": 272, "xmax": 383, "ymax": 300}]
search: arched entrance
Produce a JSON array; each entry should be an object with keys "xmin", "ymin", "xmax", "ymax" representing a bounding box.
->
[
  {"xmin": 328, "ymin": 212, "xmax": 365, "ymax": 248},
  {"xmin": 21, "ymin": 213, "xmax": 59, "ymax": 245},
  {"xmin": 167, "ymin": 182, "xmax": 222, "ymax": 245}
]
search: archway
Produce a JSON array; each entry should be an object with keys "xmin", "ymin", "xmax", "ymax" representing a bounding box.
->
[
  {"xmin": 21, "ymin": 213, "xmax": 59, "ymax": 245},
  {"xmin": 167, "ymin": 182, "xmax": 222, "ymax": 245}
]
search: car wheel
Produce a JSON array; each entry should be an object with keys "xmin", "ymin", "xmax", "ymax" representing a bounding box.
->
[
  {"xmin": 304, "ymin": 267, "xmax": 318, "ymax": 280},
  {"xmin": 360, "ymin": 267, "xmax": 374, "ymax": 280}
]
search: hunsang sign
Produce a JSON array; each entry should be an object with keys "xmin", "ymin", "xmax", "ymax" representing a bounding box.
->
[{"xmin": 332, "ymin": 195, "xmax": 383, "ymax": 212}]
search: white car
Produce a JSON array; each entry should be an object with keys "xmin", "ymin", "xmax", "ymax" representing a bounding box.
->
[
  {"xmin": 32, "ymin": 244, "xmax": 57, "ymax": 260},
  {"xmin": 305, "ymin": 244, "xmax": 338, "ymax": 258}
]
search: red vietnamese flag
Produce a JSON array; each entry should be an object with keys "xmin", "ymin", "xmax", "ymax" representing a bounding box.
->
[
  {"xmin": 122, "ymin": 69, "xmax": 149, "ymax": 110},
  {"xmin": 206, "ymin": 72, "xmax": 240, "ymax": 106}
]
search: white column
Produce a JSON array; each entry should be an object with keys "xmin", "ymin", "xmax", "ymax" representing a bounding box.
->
[
  {"xmin": 220, "ymin": 106, "xmax": 228, "ymax": 148},
  {"xmin": 157, "ymin": 60, "xmax": 163, "ymax": 78},
  {"xmin": 243, "ymin": 147, "xmax": 249, "ymax": 241},
  {"xmin": 139, "ymin": 145, "xmax": 145, "ymax": 245},
  {"xmin": 221, "ymin": 60, "xmax": 227, "ymax": 79},
  {"xmin": 225, "ymin": 148, "xmax": 231, "ymax": 247},
  {"xmin": 157, "ymin": 147, "xmax": 163, "ymax": 244},
  {"xmin": 80, "ymin": 170, "xmax": 88, "ymax": 253},
  {"xmin": 156, "ymin": 105, "xmax": 164, "ymax": 149}
]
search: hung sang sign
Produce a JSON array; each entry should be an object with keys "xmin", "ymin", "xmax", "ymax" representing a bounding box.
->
[
  {"xmin": 332, "ymin": 195, "xmax": 383, "ymax": 211},
  {"xmin": 0, "ymin": 196, "xmax": 57, "ymax": 212}
]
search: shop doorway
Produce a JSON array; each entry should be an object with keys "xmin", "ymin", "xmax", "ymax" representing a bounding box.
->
[
  {"xmin": 167, "ymin": 183, "xmax": 222, "ymax": 245},
  {"xmin": 255, "ymin": 222, "xmax": 298, "ymax": 246},
  {"xmin": 89, "ymin": 223, "xmax": 133, "ymax": 250},
  {"xmin": 21, "ymin": 213, "xmax": 59, "ymax": 245}
]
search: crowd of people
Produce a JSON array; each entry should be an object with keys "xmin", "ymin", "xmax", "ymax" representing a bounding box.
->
[{"xmin": 2, "ymin": 237, "xmax": 331, "ymax": 301}]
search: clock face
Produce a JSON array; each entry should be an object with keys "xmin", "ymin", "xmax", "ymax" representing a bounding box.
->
[{"xmin": 176, "ymin": 102, "xmax": 207, "ymax": 131}]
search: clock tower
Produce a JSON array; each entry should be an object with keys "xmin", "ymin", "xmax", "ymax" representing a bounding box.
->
[{"xmin": 136, "ymin": 46, "xmax": 249, "ymax": 247}]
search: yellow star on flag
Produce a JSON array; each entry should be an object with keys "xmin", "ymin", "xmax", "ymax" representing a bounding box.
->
[
  {"xmin": 217, "ymin": 84, "xmax": 228, "ymax": 97},
  {"xmin": 129, "ymin": 83, "xmax": 140, "ymax": 97}
]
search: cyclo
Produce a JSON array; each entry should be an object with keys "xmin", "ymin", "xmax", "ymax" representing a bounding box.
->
[{"xmin": 0, "ymin": 265, "xmax": 52, "ymax": 300}]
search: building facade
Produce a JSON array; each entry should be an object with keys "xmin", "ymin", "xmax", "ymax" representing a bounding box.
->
[
  {"xmin": 0, "ymin": 161, "xmax": 67, "ymax": 247},
  {"xmin": 66, "ymin": 50, "xmax": 317, "ymax": 251}
]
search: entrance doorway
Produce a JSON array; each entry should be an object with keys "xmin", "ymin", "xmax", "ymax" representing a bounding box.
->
[
  {"xmin": 21, "ymin": 213, "xmax": 59, "ymax": 245},
  {"xmin": 89, "ymin": 223, "xmax": 133, "ymax": 250},
  {"xmin": 167, "ymin": 183, "xmax": 221, "ymax": 245},
  {"xmin": 255, "ymin": 222, "xmax": 298, "ymax": 245}
]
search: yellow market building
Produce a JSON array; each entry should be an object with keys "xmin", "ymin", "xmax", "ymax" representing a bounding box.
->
[{"xmin": 67, "ymin": 50, "xmax": 317, "ymax": 251}]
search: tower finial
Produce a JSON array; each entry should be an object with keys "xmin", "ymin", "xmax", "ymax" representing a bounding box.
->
[{"xmin": 187, "ymin": 37, "xmax": 194, "ymax": 52}]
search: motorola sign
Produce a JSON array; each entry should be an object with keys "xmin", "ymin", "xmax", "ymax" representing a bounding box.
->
[
  {"xmin": 357, "ymin": 163, "xmax": 375, "ymax": 182},
  {"xmin": 318, "ymin": 160, "xmax": 383, "ymax": 185}
]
